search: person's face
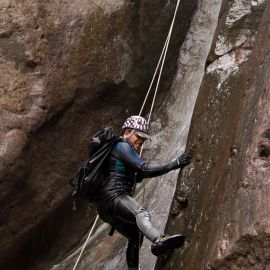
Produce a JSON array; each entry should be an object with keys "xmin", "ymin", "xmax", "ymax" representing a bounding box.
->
[{"xmin": 128, "ymin": 132, "xmax": 147, "ymax": 150}]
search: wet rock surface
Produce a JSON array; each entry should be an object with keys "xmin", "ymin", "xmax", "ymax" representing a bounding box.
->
[
  {"xmin": 159, "ymin": 0, "xmax": 270, "ymax": 269},
  {"xmin": 1, "ymin": 0, "xmax": 270, "ymax": 269},
  {"xmin": 0, "ymin": 0, "xmax": 185, "ymax": 269},
  {"xmin": 52, "ymin": 0, "xmax": 226, "ymax": 269},
  {"xmin": 49, "ymin": 0, "xmax": 200, "ymax": 269}
]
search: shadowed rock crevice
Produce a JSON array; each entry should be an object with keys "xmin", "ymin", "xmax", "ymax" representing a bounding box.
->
[
  {"xmin": 209, "ymin": 233, "xmax": 270, "ymax": 270},
  {"xmin": 1, "ymin": 1, "xmax": 197, "ymax": 269},
  {"xmin": 0, "ymin": 79, "xmax": 146, "ymax": 270},
  {"xmin": 205, "ymin": 42, "xmax": 253, "ymax": 70},
  {"xmin": 2, "ymin": 0, "xmax": 270, "ymax": 270},
  {"xmin": 258, "ymin": 129, "xmax": 270, "ymax": 158},
  {"xmin": 157, "ymin": 1, "xmax": 270, "ymax": 270}
]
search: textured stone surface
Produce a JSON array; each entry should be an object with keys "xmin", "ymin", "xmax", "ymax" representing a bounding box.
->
[
  {"xmin": 49, "ymin": 0, "xmax": 202, "ymax": 269},
  {"xmin": 159, "ymin": 0, "xmax": 270, "ymax": 269},
  {"xmin": 0, "ymin": 0, "xmax": 190, "ymax": 269},
  {"xmin": 2, "ymin": 0, "xmax": 270, "ymax": 269}
]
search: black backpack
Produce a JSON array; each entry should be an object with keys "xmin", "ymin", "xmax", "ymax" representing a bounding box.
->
[{"xmin": 71, "ymin": 127, "xmax": 120, "ymax": 202}]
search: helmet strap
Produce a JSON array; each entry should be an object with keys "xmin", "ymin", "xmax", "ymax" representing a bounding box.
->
[
  {"xmin": 124, "ymin": 129, "xmax": 146, "ymax": 152},
  {"xmin": 123, "ymin": 129, "xmax": 134, "ymax": 140},
  {"xmin": 127, "ymin": 129, "xmax": 135, "ymax": 140}
]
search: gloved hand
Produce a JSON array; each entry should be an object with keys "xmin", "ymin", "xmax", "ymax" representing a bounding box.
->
[{"xmin": 172, "ymin": 153, "xmax": 191, "ymax": 169}]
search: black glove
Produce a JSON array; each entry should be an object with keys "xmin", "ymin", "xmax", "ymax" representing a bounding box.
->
[{"xmin": 172, "ymin": 153, "xmax": 191, "ymax": 169}]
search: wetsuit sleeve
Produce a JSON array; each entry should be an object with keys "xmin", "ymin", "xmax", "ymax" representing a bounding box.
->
[{"xmin": 114, "ymin": 142, "xmax": 177, "ymax": 179}]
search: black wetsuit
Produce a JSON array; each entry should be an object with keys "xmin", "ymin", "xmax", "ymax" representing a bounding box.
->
[{"xmin": 96, "ymin": 139, "xmax": 177, "ymax": 268}]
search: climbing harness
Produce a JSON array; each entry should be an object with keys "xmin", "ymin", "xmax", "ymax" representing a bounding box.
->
[{"xmin": 72, "ymin": 0, "xmax": 181, "ymax": 269}]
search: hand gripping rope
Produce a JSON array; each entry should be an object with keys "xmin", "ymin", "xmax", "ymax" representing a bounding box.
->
[{"xmin": 72, "ymin": 0, "xmax": 181, "ymax": 269}]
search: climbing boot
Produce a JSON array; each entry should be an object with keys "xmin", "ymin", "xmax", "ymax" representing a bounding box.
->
[{"xmin": 151, "ymin": 234, "xmax": 185, "ymax": 256}]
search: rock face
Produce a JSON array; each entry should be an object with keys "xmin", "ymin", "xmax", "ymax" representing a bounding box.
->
[
  {"xmin": 1, "ymin": 0, "xmax": 270, "ymax": 270},
  {"xmin": 0, "ymin": 0, "xmax": 193, "ymax": 269},
  {"xmin": 160, "ymin": 0, "xmax": 270, "ymax": 269}
]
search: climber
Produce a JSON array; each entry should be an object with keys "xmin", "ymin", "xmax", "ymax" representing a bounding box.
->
[{"xmin": 96, "ymin": 115, "xmax": 191, "ymax": 269}]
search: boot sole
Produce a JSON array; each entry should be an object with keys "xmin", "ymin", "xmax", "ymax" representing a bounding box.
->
[{"xmin": 151, "ymin": 235, "xmax": 185, "ymax": 256}]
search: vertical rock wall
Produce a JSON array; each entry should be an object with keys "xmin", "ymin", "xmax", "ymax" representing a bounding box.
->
[
  {"xmin": 160, "ymin": 0, "xmax": 270, "ymax": 269},
  {"xmin": 2, "ymin": 0, "xmax": 269, "ymax": 269},
  {"xmin": 50, "ymin": 0, "xmax": 200, "ymax": 269},
  {"xmin": 0, "ymin": 0, "xmax": 192, "ymax": 269},
  {"xmin": 140, "ymin": 0, "xmax": 223, "ymax": 269}
]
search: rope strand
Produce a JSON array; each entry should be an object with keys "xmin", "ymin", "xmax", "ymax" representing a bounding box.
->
[
  {"xmin": 138, "ymin": 34, "xmax": 170, "ymax": 117},
  {"xmin": 72, "ymin": 215, "xmax": 99, "ymax": 270},
  {"xmin": 138, "ymin": 1, "xmax": 181, "ymax": 268},
  {"xmin": 72, "ymin": 0, "xmax": 181, "ymax": 269},
  {"xmin": 139, "ymin": 0, "xmax": 181, "ymax": 122}
]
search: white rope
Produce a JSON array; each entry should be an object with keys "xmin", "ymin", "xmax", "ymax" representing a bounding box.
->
[
  {"xmin": 139, "ymin": 0, "xmax": 181, "ymax": 123},
  {"xmin": 138, "ymin": 34, "xmax": 170, "ymax": 117},
  {"xmin": 72, "ymin": 215, "xmax": 99, "ymax": 270},
  {"xmin": 138, "ymin": 0, "xmax": 181, "ymax": 269},
  {"xmin": 72, "ymin": 1, "xmax": 181, "ymax": 269},
  {"xmin": 139, "ymin": 0, "xmax": 181, "ymax": 197},
  {"xmin": 138, "ymin": 0, "xmax": 181, "ymax": 157}
]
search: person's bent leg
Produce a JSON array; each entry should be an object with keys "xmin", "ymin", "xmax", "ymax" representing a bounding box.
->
[
  {"xmin": 135, "ymin": 208, "xmax": 160, "ymax": 243},
  {"xmin": 114, "ymin": 196, "xmax": 185, "ymax": 256},
  {"xmin": 114, "ymin": 195, "xmax": 161, "ymax": 243},
  {"xmin": 112, "ymin": 220, "xmax": 143, "ymax": 269},
  {"xmin": 126, "ymin": 239, "xmax": 139, "ymax": 269}
]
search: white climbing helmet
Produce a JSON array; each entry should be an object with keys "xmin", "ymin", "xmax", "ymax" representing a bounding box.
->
[{"xmin": 122, "ymin": 115, "xmax": 150, "ymax": 139}]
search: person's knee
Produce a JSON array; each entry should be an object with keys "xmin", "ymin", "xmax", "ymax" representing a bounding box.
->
[
  {"xmin": 135, "ymin": 208, "xmax": 160, "ymax": 243},
  {"xmin": 135, "ymin": 207, "xmax": 151, "ymax": 222}
]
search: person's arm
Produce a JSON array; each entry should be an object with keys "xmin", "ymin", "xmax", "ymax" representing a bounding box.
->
[{"xmin": 114, "ymin": 141, "xmax": 191, "ymax": 178}]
